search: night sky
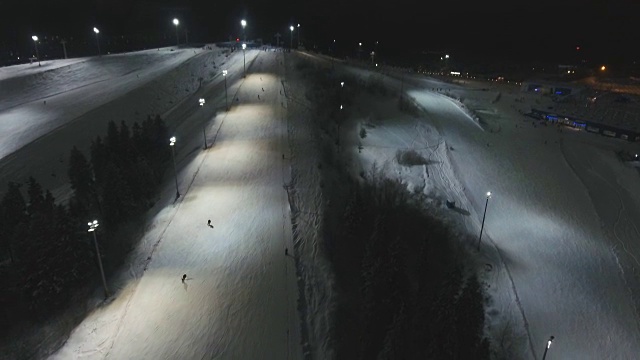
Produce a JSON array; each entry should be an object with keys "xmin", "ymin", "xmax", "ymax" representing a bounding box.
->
[{"xmin": 1, "ymin": 0, "xmax": 638, "ymax": 66}]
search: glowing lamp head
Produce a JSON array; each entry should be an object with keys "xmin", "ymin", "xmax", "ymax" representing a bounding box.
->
[
  {"xmin": 32, "ymin": 35, "xmax": 38, "ymax": 41},
  {"xmin": 173, "ymin": 18, "xmax": 179, "ymax": 26},
  {"xmin": 486, "ymin": 191, "xmax": 492, "ymax": 198},
  {"xmin": 241, "ymin": 19, "xmax": 247, "ymax": 27},
  {"xmin": 340, "ymin": 81, "xmax": 344, "ymax": 87},
  {"xmin": 223, "ymin": 70, "xmax": 227, "ymax": 76},
  {"xmin": 88, "ymin": 220, "xmax": 99, "ymax": 231},
  {"xmin": 170, "ymin": 136, "xmax": 176, "ymax": 146},
  {"xmin": 600, "ymin": 65, "xmax": 606, "ymax": 71},
  {"xmin": 93, "ymin": 27, "xmax": 99, "ymax": 34},
  {"xmin": 199, "ymin": 98, "xmax": 205, "ymax": 106},
  {"xmin": 290, "ymin": 26, "xmax": 294, "ymax": 32},
  {"xmin": 242, "ymin": 43, "xmax": 246, "ymax": 50}
]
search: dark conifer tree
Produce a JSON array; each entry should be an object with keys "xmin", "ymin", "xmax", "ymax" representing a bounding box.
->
[
  {"xmin": 68, "ymin": 147, "xmax": 96, "ymax": 210},
  {"xmin": 0, "ymin": 182, "xmax": 27, "ymax": 263},
  {"xmin": 90, "ymin": 136, "xmax": 108, "ymax": 188},
  {"xmin": 455, "ymin": 275, "xmax": 491, "ymax": 359}
]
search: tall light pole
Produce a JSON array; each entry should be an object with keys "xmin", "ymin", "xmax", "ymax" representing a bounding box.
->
[
  {"xmin": 60, "ymin": 39, "xmax": 68, "ymax": 59},
  {"xmin": 289, "ymin": 26, "xmax": 294, "ymax": 50},
  {"xmin": 241, "ymin": 19, "xmax": 247, "ymax": 43},
  {"xmin": 242, "ymin": 43, "xmax": 247, "ymax": 77},
  {"xmin": 477, "ymin": 191, "xmax": 492, "ymax": 250},
  {"xmin": 223, "ymin": 70, "xmax": 228, "ymax": 110},
  {"xmin": 199, "ymin": 98, "xmax": 207, "ymax": 149},
  {"xmin": 31, "ymin": 35, "xmax": 40, "ymax": 66},
  {"xmin": 169, "ymin": 137, "xmax": 180, "ymax": 199},
  {"xmin": 173, "ymin": 18, "xmax": 179, "ymax": 46},
  {"xmin": 297, "ymin": 23, "xmax": 301, "ymax": 48},
  {"xmin": 93, "ymin": 27, "xmax": 101, "ymax": 56},
  {"xmin": 88, "ymin": 220, "xmax": 109, "ymax": 298},
  {"xmin": 542, "ymin": 336, "xmax": 555, "ymax": 360}
]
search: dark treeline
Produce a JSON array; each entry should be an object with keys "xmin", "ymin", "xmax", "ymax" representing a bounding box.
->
[
  {"xmin": 290, "ymin": 56, "xmax": 493, "ymax": 358},
  {"xmin": 329, "ymin": 171, "xmax": 490, "ymax": 359},
  {"xmin": 0, "ymin": 115, "xmax": 169, "ymax": 341}
]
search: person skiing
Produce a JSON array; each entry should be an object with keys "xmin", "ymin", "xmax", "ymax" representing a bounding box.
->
[{"xmin": 182, "ymin": 274, "xmax": 187, "ymax": 283}]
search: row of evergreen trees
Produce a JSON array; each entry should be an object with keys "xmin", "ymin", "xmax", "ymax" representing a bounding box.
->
[
  {"xmin": 0, "ymin": 115, "xmax": 170, "ymax": 328},
  {"xmin": 329, "ymin": 170, "xmax": 490, "ymax": 359},
  {"xmin": 290, "ymin": 57, "xmax": 491, "ymax": 357}
]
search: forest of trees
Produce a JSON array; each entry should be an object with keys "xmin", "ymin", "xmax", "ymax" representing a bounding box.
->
[
  {"xmin": 0, "ymin": 115, "xmax": 170, "ymax": 337},
  {"xmin": 329, "ymin": 172, "xmax": 491, "ymax": 359},
  {"xmin": 288, "ymin": 58, "xmax": 492, "ymax": 358}
]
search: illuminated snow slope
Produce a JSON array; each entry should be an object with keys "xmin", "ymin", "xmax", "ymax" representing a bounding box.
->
[
  {"xmin": 1, "ymin": 47, "xmax": 304, "ymax": 359},
  {"xmin": 339, "ymin": 61, "xmax": 640, "ymax": 359},
  {"xmin": 51, "ymin": 51, "xmax": 302, "ymax": 359},
  {"xmin": 5, "ymin": 44, "xmax": 640, "ymax": 359}
]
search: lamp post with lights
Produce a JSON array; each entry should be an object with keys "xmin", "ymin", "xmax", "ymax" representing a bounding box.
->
[
  {"xmin": 542, "ymin": 336, "xmax": 555, "ymax": 360},
  {"xmin": 223, "ymin": 70, "xmax": 228, "ymax": 110},
  {"xmin": 31, "ymin": 36, "xmax": 41, "ymax": 66},
  {"xmin": 169, "ymin": 137, "xmax": 179, "ymax": 198},
  {"xmin": 173, "ymin": 18, "xmax": 180, "ymax": 46},
  {"xmin": 88, "ymin": 220, "xmax": 109, "ymax": 298},
  {"xmin": 289, "ymin": 26, "xmax": 294, "ymax": 49},
  {"xmin": 93, "ymin": 27, "xmax": 101, "ymax": 56},
  {"xmin": 477, "ymin": 191, "xmax": 492, "ymax": 250},
  {"xmin": 242, "ymin": 43, "xmax": 247, "ymax": 77},
  {"xmin": 199, "ymin": 98, "xmax": 208, "ymax": 149}
]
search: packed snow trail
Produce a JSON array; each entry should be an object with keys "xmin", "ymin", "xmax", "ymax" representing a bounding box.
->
[
  {"xmin": 50, "ymin": 50, "xmax": 303, "ymax": 359},
  {"xmin": 405, "ymin": 85, "xmax": 640, "ymax": 359}
]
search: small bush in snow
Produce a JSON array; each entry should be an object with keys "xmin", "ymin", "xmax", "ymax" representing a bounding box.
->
[
  {"xmin": 395, "ymin": 149, "xmax": 427, "ymax": 166},
  {"xmin": 359, "ymin": 127, "xmax": 367, "ymax": 139}
]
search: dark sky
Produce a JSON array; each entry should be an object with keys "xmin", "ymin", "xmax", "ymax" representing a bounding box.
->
[{"xmin": 2, "ymin": 0, "xmax": 638, "ymax": 66}]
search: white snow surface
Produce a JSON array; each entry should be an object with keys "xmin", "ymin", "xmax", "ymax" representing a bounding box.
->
[
  {"xmin": 334, "ymin": 60, "xmax": 640, "ymax": 359},
  {"xmin": 4, "ymin": 45, "xmax": 640, "ymax": 359},
  {"xmin": 1, "ymin": 47, "xmax": 305, "ymax": 359}
]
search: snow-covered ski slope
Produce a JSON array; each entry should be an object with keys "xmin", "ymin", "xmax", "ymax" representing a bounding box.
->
[
  {"xmin": 336, "ymin": 59, "xmax": 640, "ymax": 358},
  {"xmin": 51, "ymin": 50, "xmax": 302, "ymax": 360},
  {"xmin": 5, "ymin": 43, "xmax": 640, "ymax": 359},
  {"xmin": 2, "ymin": 47, "xmax": 304, "ymax": 359},
  {"xmin": 0, "ymin": 47, "xmax": 226, "ymax": 200}
]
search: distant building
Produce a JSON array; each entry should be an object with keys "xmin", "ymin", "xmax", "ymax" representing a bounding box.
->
[{"xmin": 521, "ymin": 80, "xmax": 583, "ymax": 96}]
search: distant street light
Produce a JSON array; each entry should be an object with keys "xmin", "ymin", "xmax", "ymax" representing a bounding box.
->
[
  {"xmin": 88, "ymin": 220, "xmax": 109, "ymax": 298},
  {"xmin": 199, "ymin": 99, "xmax": 208, "ymax": 149},
  {"xmin": 289, "ymin": 26, "xmax": 294, "ymax": 49},
  {"xmin": 93, "ymin": 27, "xmax": 101, "ymax": 56},
  {"xmin": 31, "ymin": 35, "xmax": 41, "ymax": 66},
  {"xmin": 223, "ymin": 69, "xmax": 228, "ymax": 110},
  {"xmin": 241, "ymin": 19, "xmax": 247, "ymax": 43},
  {"xmin": 297, "ymin": 23, "xmax": 301, "ymax": 48},
  {"xmin": 169, "ymin": 137, "xmax": 180, "ymax": 199},
  {"xmin": 542, "ymin": 336, "xmax": 555, "ymax": 360},
  {"xmin": 477, "ymin": 191, "xmax": 492, "ymax": 250},
  {"xmin": 445, "ymin": 54, "xmax": 450, "ymax": 59},
  {"xmin": 600, "ymin": 65, "xmax": 606, "ymax": 71},
  {"xmin": 340, "ymin": 81, "xmax": 344, "ymax": 88},
  {"xmin": 242, "ymin": 43, "xmax": 247, "ymax": 77},
  {"xmin": 173, "ymin": 18, "xmax": 180, "ymax": 46}
]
